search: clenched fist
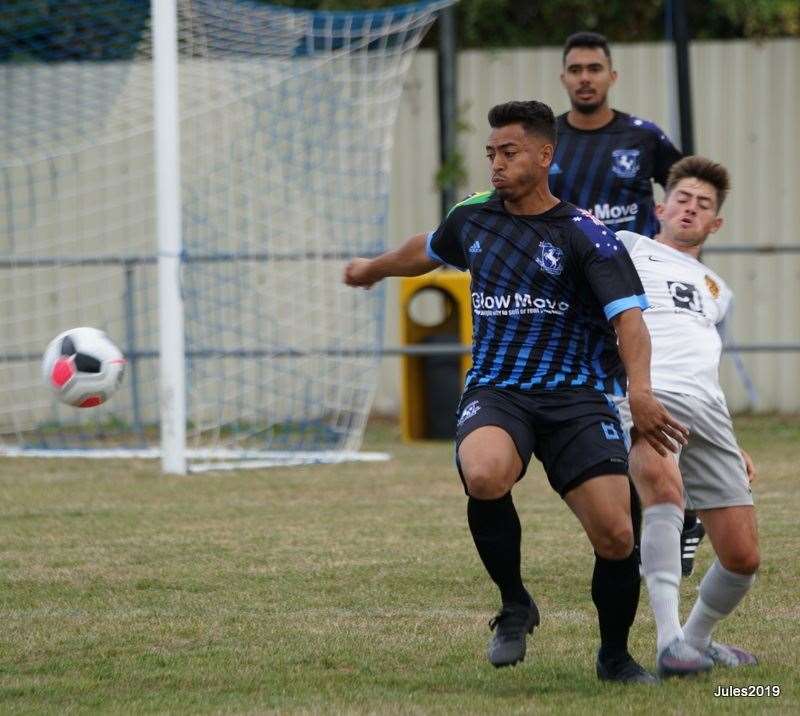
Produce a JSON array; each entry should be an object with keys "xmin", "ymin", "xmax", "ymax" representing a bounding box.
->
[{"xmin": 343, "ymin": 258, "xmax": 378, "ymax": 289}]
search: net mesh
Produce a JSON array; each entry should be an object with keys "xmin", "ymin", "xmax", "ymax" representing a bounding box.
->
[{"xmin": 0, "ymin": 0, "xmax": 450, "ymax": 468}]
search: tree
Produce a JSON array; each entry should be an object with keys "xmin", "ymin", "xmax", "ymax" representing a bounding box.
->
[{"xmin": 268, "ymin": 0, "xmax": 799, "ymax": 45}]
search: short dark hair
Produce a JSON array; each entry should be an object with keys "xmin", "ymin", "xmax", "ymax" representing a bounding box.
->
[
  {"xmin": 487, "ymin": 100, "xmax": 557, "ymax": 144},
  {"xmin": 562, "ymin": 31, "xmax": 612, "ymax": 65},
  {"xmin": 666, "ymin": 155, "xmax": 731, "ymax": 210}
]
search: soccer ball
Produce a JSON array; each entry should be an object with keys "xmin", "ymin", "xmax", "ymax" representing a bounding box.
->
[{"xmin": 42, "ymin": 327, "xmax": 126, "ymax": 408}]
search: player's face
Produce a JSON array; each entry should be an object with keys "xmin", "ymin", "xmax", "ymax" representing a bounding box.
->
[
  {"xmin": 656, "ymin": 178, "xmax": 723, "ymax": 246},
  {"xmin": 485, "ymin": 124, "xmax": 553, "ymax": 202},
  {"xmin": 561, "ymin": 47, "xmax": 617, "ymax": 114}
]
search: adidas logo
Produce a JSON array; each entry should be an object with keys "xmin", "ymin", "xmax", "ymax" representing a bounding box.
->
[
  {"xmin": 682, "ymin": 536, "xmax": 702, "ymax": 558},
  {"xmin": 549, "ymin": 162, "xmax": 562, "ymax": 175},
  {"xmin": 469, "ymin": 241, "xmax": 482, "ymax": 254}
]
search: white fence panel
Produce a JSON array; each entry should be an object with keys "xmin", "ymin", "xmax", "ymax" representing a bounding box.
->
[{"xmin": 381, "ymin": 39, "xmax": 800, "ymax": 414}]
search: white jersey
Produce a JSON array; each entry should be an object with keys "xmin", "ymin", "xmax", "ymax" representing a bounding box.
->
[{"xmin": 617, "ymin": 230, "xmax": 733, "ymax": 406}]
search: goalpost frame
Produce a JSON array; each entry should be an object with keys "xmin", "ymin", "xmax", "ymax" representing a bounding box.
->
[
  {"xmin": 152, "ymin": 0, "xmax": 187, "ymax": 475},
  {"xmin": 0, "ymin": 0, "xmax": 456, "ymax": 473}
]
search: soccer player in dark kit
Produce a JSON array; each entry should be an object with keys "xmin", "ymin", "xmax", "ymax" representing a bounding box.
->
[
  {"xmin": 553, "ymin": 31, "xmax": 704, "ymax": 576},
  {"xmin": 552, "ymin": 31, "xmax": 682, "ymax": 238},
  {"xmin": 343, "ymin": 100, "xmax": 688, "ymax": 683}
]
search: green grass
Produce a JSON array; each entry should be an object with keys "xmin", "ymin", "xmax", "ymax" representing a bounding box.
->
[{"xmin": 0, "ymin": 415, "xmax": 798, "ymax": 713}]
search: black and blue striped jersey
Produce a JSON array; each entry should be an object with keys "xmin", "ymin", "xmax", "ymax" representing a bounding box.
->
[
  {"xmin": 548, "ymin": 111, "xmax": 682, "ymax": 237},
  {"xmin": 426, "ymin": 192, "xmax": 648, "ymax": 397}
]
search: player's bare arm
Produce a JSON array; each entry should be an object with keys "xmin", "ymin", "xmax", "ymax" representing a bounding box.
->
[
  {"xmin": 612, "ymin": 307, "xmax": 688, "ymax": 456},
  {"xmin": 343, "ymin": 232, "xmax": 439, "ymax": 289}
]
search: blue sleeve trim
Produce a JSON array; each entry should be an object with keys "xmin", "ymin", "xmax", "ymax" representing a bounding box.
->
[
  {"xmin": 604, "ymin": 294, "xmax": 649, "ymax": 321},
  {"xmin": 425, "ymin": 230, "xmax": 445, "ymax": 263}
]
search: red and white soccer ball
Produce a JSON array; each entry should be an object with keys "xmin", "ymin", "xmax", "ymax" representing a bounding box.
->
[{"xmin": 42, "ymin": 327, "xmax": 126, "ymax": 408}]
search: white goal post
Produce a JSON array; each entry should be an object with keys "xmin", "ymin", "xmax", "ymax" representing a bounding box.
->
[{"xmin": 153, "ymin": 0, "xmax": 187, "ymax": 474}]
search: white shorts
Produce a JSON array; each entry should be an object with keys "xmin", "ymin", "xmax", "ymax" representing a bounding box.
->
[{"xmin": 617, "ymin": 391, "xmax": 753, "ymax": 511}]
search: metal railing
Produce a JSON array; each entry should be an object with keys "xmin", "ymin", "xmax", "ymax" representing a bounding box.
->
[{"xmin": 1, "ymin": 243, "xmax": 798, "ymax": 427}]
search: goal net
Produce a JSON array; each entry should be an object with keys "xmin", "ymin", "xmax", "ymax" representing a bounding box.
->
[{"xmin": 0, "ymin": 0, "xmax": 452, "ymax": 471}]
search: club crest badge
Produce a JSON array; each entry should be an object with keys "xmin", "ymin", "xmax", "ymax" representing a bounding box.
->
[
  {"xmin": 458, "ymin": 400, "xmax": 481, "ymax": 427},
  {"xmin": 535, "ymin": 241, "xmax": 564, "ymax": 276},
  {"xmin": 611, "ymin": 149, "xmax": 640, "ymax": 179},
  {"xmin": 704, "ymin": 274, "xmax": 720, "ymax": 299}
]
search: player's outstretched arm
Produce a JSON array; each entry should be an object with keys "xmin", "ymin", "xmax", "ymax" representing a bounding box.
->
[
  {"xmin": 342, "ymin": 233, "xmax": 440, "ymax": 289},
  {"xmin": 613, "ymin": 308, "xmax": 689, "ymax": 456}
]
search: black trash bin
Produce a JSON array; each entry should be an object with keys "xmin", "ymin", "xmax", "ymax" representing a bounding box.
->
[{"xmin": 420, "ymin": 334, "xmax": 462, "ymax": 439}]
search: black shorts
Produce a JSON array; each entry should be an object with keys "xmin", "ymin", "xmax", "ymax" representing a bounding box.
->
[{"xmin": 454, "ymin": 385, "xmax": 629, "ymax": 498}]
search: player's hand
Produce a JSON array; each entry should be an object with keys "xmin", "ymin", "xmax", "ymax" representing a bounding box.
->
[
  {"xmin": 628, "ymin": 389, "xmax": 689, "ymax": 457},
  {"xmin": 740, "ymin": 448, "xmax": 756, "ymax": 483},
  {"xmin": 343, "ymin": 258, "xmax": 378, "ymax": 289}
]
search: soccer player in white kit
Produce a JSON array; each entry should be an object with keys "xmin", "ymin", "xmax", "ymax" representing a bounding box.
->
[{"xmin": 616, "ymin": 156, "xmax": 760, "ymax": 679}]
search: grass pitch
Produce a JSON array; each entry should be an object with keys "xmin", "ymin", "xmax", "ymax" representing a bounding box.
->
[{"xmin": 0, "ymin": 415, "xmax": 798, "ymax": 714}]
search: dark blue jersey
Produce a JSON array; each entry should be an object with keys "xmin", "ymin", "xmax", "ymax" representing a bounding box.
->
[
  {"xmin": 426, "ymin": 192, "xmax": 648, "ymax": 396},
  {"xmin": 548, "ymin": 111, "xmax": 682, "ymax": 237}
]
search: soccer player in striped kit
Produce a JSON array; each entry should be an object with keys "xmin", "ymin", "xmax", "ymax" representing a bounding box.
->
[{"xmin": 344, "ymin": 100, "xmax": 688, "ymax": 683}]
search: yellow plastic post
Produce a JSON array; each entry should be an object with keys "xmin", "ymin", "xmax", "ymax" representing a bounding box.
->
[{"xmin": 399, "ymin": 270, "xmax": 472, "ymax": 440}]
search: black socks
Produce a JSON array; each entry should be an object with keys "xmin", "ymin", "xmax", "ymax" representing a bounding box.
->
[
  {"xmin": 593, "ymin": 481, "xmax": 642, "ymax": 661},
  {"xmin": 468, "ymin": 485, "xmax": 641, "ymax": 661},
  {"xmin": 592, "ymin": 550, "xmax": 640, "ymax": 661},
  {"xmin": 467, "ymin": 493, "xmax": 528, "ymax": 606}
]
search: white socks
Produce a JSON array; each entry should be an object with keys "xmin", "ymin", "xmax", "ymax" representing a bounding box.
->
[
  {"xmin": 641, "ymin": 503, "xmax": 685, "ymax": 653},
  {"xmin": 684, "ymin": 559, "xmax": 755, "ymax": 649}
]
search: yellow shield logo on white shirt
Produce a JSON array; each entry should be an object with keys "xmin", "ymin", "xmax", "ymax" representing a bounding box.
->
[{"xmin": 704, "ymin": 274, "xmax": 720, "ymax": 299}]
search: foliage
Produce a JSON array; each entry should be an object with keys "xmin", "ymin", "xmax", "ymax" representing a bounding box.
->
[
  {"xmin": 0, "ymin": 0, "xmax": 148, "ymax": 61},
  {"xmin": 692, "ymin": 0, "xmax": 800, "ymax": 39},
  {"xmin": 272, "ymin": 0, "xmax": 800, "ymax": 44},
  {"xmin": 2, "ymin": 1, "xmax": 796, "ymax": 63},
  {"xmin": 456, "ymin": 0, "xmax": 664, "ymax": 47},
  {"xmin": 435, "ymin": 151, "xmax": 468, "ymax": 194},
  {"xmin": 434, "ymin": 102, "xmax": 474, "ymax": 194}
]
